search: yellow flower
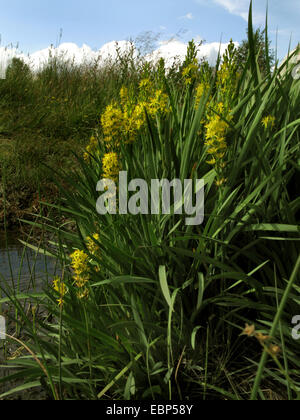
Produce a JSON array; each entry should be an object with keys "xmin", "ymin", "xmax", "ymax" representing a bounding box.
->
[
  {"xmin": 77, "ymin": 287, "xmax": 89, "ymax": 300},
  {"xmin": 123, "ymin": 103, "xmax": 146, "ymax": 142},
  {"xmin": 53, "ymin": 277, "xmax": 67, "ymax": 295},
  {"xmin": 101, "ymin": 102, "xmax": 124, "ymax": 145},
  {"xmin": 241, "ymin": 323, "xmax": 256, "ymax": 337},
  {"xmin": 120, "ymin": 86, "xmax": 129, "ymax": 107},
  {"xmin": 102, "ymin": 152, "xmax": 121, "ymax": 182},
  {"xmin": 146, "ymin": 90, "xmax": 170, "ymax": 117},
  {"xmin": 218, "ymin": 65, "xmax": 231, "ymax": 87},
  {"xmin": 216, "ymin": 40, "xmax": 239, "ymax": 100},
  {"xmin": 207, "ymin": 147, "xmax": 219, "ymax": 155},
  {"xmin": 216, "ymin": 102, "xmax": 224, "ymax": 114},
  {"xmin": 70, "ymin": 250, "xmax": 91, "ymax": 295},
  {"xmin": 203, "ymin": 101, "xmax": 232, "ymax": 170},
  {"xmin": 139, "ymin": 78, "xmax": 153, "ymax": 93},
  {"xmin": 262, "ymin": 116, "xmax": 275, "ymax": 130},
  {"xmin": 182, "ymin": 60, "xmax": 198, "ymax": 85},
  {"xmin": 205, "ymin": 115, "xmax": 229, "ymax": 142},
  {"xmin": 70, "ymin": 250, "xmax": 89, "ymax": 276},
  {"xmin": 74, "ymin": 275, "xmax": 89, "ymax": 289},
  {"xmin": 53, "ymin": 277, "xmax": 68, "ymax": 307},
  {"xmin": 99, "ymin": 81, "xmax": 170, "ymax": 147},
  {"xmin": 57, "ymin": 298, "xmax": 64, "ymax": 307},
  {"xmin": 206, "ymin": 157, "xmax": 216, "ymax": 166},
  {"xmin": 268, "ymin": 344, "xmax": 281, "ymax": 357},
  {"xmin": 215, "ymin": 178, "xmax": 227, "ymax": 187},
  {"xmin": 86, "ymin": 233, "xmax": 100, "ymax": 256},
  {"xmin": 256, "ymin": 333, "xmax": 271, "ymax": 343},
  {"xmin": 195, "ymin": 82, "xmax": 210, "ymax": 107}
]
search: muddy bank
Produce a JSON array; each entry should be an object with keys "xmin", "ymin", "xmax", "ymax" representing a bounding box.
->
[{"xmin": 0, "ymin": 183, "xmax": 60, "ymax": 230}]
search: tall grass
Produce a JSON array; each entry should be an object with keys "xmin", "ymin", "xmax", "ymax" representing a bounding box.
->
[
  {"xmin": 0, "ymin": 42, "xmax": 175, "ymax": 225},
  {"xmin": 0, "ymin": 3, "xmax": 299, "ymax": 400}
]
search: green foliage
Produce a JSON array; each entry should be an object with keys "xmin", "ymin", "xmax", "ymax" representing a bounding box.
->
[
  {"xmin": 0, "ymin": 4, "xmax": 299, "ymax": 400},
  {"xmin": 235, "ymin": 28, "xmax": 275, "ymax": 77}
]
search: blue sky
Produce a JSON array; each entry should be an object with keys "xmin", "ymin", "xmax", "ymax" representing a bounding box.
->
[{"xmin": 0, "ymin": 0, "xmax": 299, "ymax": 61}]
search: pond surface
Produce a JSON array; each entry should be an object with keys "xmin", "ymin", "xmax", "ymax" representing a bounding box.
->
[{"xmin": 0, "ymin": 231, "xmax": 60, "ymax": 293}]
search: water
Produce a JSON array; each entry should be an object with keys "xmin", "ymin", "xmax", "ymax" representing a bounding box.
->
[{"xmin": 0, "ymin": 231, "xmax": 60, "ymax": 293}]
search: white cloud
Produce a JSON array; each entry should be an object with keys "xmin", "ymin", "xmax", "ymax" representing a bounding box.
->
[
  {"xmin": 196, "ymin": 0, "xmax": 265, "ymax": 24},
  {"xmin": 180, "ymin": 12, "xmax": 194, "ymax": 20},
  {"xmin": 0, "ymin": 46, "xmax": 27, "ymax": 78},
  {"xmin": 0, "ymin": 38, "xmax": 238, "ymax": 76},
  {"xmin": 214, "ymin": 0, "xmax": 249, "ymax": 21},
  {"xmin": 148, "ymin": 39, "xmax": 238, "ymax": 67},
  {"xmin": 0, "ymin": 41, "xmax": 138, "ymax": 74}
]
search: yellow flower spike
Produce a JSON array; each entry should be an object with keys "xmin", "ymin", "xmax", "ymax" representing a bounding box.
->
[
  {"xmin": 57, "ymin": 298, "xmax": 64, "ymax": 307},
  {"xmin": 120, "ymin": 86, "xmax": 129, "ymax": 106},
  {"xmin": 53, "ymin": 277, "xmax": 68, "ymax": 307},
  {"xmin": 74, "ymin": 275, "xmax": 89, "ymax": 289},
  {"xmin": 182, "ymin": 61, "xmax": 198, "ymax": 85},
  {"xmin": 70, "ymin": 250, "xmax": 89, "ymax": 276},
  {"xmin": 195, "ymin": 82, "xmax": 210, "ymax": 108},
  {"xmin": 70, "ymin": 250, "xmax": 91, "ymax": 296},
  {"xmin": 262, "ymin": 116, "xmax": 275, "ymax": 130},
  {"xmin": 215, "ymin": 178, "xmax": 227, "ymax": 187},
  {"xmin": 101, "ymin": 102, "xmax": 124, "ymax": 145},
  {"xmin": 86, "ymin": 233, "xmax": 101, "ymax": 256},
  {"xmin": 146, "ymin": 90, "xmax": 170, "ymax": 117},
  {"xmin": 268, "ymin": 344, "xmax": 281, "ymax": 357},
  {"xmin": 102, "ymin": 152, "xmax": 121, "ymax": 182},
  {"xmin": 216, "ymin": 152, "xmax": 226, "ymax": 159},
  {"xmin": 241, "ymin": 323, "xmax": 256, "ymax": 337},
  {"xmin": 256, "ymin": 333, "xmax": 271, "ymax": 343},
  {"xmin": 206, "ymin": 158, "xmax": 216, "ymax": 166},
  {"xmin": 217, "ymin": 102, "xmax": 224, "ymax": 113},
  {"xmin": 207, "ymin": 147, "xmax": 219, "ymax": 155},
  {"xmin": 77, "ymin": 287, "xmax": 89, "ymax": 300},
  {"xmin": 139, "ymin": 78, "xmax": 153, "ymax": 92}
]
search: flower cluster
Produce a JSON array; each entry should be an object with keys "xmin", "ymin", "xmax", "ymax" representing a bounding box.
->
[
  {"xmin": 182, "ymin": 40, "xmax": 200, "ymax": 86},
  {"xmin": 138, "ymin": 78, "xmax": 153, "ymax": 97},
  {"xmin": 242, "ymin": 324, "xmax": 281, "ymax": 357},
  {"xmin": 100, "ymin": 78, "xmax": 170, "ymax": 148},
  {"xmin": 102, "ymin": 152, "xmax": 121, "ymax": 182},
  {"xmin": 195, "ymin": 82, "xmax": 210, "ymax": 107},
  {"xmin": 262, "ymin": 115, "xmax": 275, "ymax": 130},
  {"xmin": 145, "ymin": 89, "xmax": 169, "ymax": 117},
  {"xmin": 182, "ymin": 59, "xmax": 199, "ymax": 86},
  {"xmin": 204, "ymin": 102, "xmax": 232, "ymax": 179},
  {"xmin": 86, "ymin": 233, "xmax": 100, "ymax": 255},
  {"xmin": 216, "ymin": 40, "xmax": 239, "ymax": 108},
  {"xmin": 53, "ymin": 277, "xmax": 68, "ymax": 307},
  {"xmin": 86, "ymin": 233, "xmax": 101, "ymax": 273},
  {"xmin": 197, "ymin": 42, "xmax": 238, "ymax": 187},
  {"xmin": 101, "ymin": 103, "xmax": 125, "ymax": 147},
  {"xmin": 70, "ymin": 249, "xmax": 90, "ymax": 299}
]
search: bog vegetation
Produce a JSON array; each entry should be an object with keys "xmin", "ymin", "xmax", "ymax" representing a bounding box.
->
[{"xmin": 0, "ymin": 3, "xmax": 299, "ymax": 400}]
